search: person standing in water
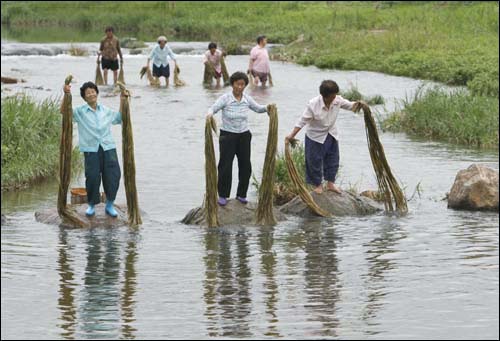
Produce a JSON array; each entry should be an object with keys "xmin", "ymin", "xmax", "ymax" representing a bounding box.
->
[
  {"xmin": 98, "ymin": 26, "xmax": 123, "ymax": 85},
  {"xmin": 144, "ymin": 35, "xmax": 177, "ymax": 87},
  {"xmin": 203, "ymin": 42, "xmax": 223, "ymax": 87},
  {"xmin": 62, "ymin": 81, "xmax": 126, "ymax": 217},
  {"xmin": 248, "ymin": 35, "xmax": 271, "ymax": 87},
  {"xmin": 206, "ymin": 71, "xmax": 272, "ymax": 206},
  {"xmin": 285, "ymin": 80, "xmax": 367, "ymax": 194}
]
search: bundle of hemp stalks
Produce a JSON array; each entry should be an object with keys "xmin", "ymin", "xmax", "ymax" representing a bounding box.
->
[
  {"xmin": 95, "ymin": 60, "xmax": 104, "ymax": 85},
  {"xmin": 285, "ymin": 138, "xmax": 331, "ymax": 217},
  {"xmin": 255, "ymin": 104, "xmax": 278, "ymax": 226},
  {"xmin": 203, "ymin": 63, "xmax": 216, "ymax": 86},
  {"xmin": 361, "ymin": 105, "xmax": 407, "ymax": 214},
  {"xmin": 57, "ymin": 75, "xmax": 89, "ymax": 227},
  {"xmin": 118, "ymin": 61, "xmax": 125, "ymax": 84},
  {"xmin": 220, "ymin": 56, "xmax": 230, "ymax": 86},
  {"xmin": 173, "ymin": 65, "xmax": 186, "ymax": 87},
  {"xmin": 116, "ymin": 82, "xmax": 142, "ymax": 226},
  {"xmin": 139, "ymin": 66, "xmax": 159, "ymax": 86},
  {"xmin": 204, "ymin": 116, "xmax": 219, "ymax": 227}
]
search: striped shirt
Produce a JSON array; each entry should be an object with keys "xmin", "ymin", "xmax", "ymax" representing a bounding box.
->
[
  {"xmin": 73, "ymin": 103, "xmax": 122, "ymax": 152},
  {"xmin": 295, "ymin": 95, "xmax": 355, "ymax": 143},
  {"xmin": 208, "ymin": 92, "xmax": 267, "ymax": 133},
  {"xmin": 149, "ymin": 44, "xmax": 177, "ymax": 67}
]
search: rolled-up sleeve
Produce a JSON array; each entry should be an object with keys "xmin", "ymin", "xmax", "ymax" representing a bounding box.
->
[
  {"xmin": 111, "ymin": 109, "xmax": 122, "ymax": 125},
  {"xmin": 339, "ymin": 97, "xmax": 355, "ymax": 111},
  {"xmin": 149, "ymin": 46, "xmax": 157, "ymax": 60},
  {"xmin": 167, "ymin": 46, "xmax": 176, "ymax": 61},
  {"xmin": 295, "ymin": 105, "xmax": 313, "ymax": 128},
  {"xmin": 247, "ymin": 95, "xmax": 267, "ymax": 113},
  {"xmin": 208, "ymin": 95, "xmax": 227, "ymax": 115},
  {"xmin": 72, "ymin": 107, "xmax": 80, "ymax": 123}
]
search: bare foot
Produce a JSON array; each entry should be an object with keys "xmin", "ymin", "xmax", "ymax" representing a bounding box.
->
[
  {"xmin": 313, "ymin": 185, "xmax": 323, "ymax": 194},
  {"xmin": 327, "ymin": 183, "xmax": 342, "ymax": 194}
]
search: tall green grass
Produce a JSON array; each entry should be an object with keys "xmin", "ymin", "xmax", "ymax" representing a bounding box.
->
[
  {"xmin": 382, "ymin": 87, "xmax": 499, "ymax": 149},
  {"xmin": 1, "ymin": 94, "xmax": 81, "ymax": 190}
]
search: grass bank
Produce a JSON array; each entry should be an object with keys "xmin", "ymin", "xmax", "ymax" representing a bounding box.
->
[
  {"xmin": 1, "ymin": 95, "xmax": 81, "ymax": 191},
  {"xmin": 383, "ymin": 87, "xmax": 499, "ymax": 149}
]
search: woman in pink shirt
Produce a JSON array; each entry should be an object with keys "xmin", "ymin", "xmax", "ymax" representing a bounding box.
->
[
  {"xmin": 203, "ymin": 42, "xmax": 223, "ymax": 87},
  {"xmin": 248, "ymin": 35, "xmax": 271, "ymax": 86}
]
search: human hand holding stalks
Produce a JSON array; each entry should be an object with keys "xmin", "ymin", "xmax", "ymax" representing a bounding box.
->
[{"xmin": 352, "ymin": 100, "xmax": 368, "ymax": 113}]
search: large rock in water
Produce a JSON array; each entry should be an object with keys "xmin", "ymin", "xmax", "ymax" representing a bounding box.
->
[
  {"xmin": 35, "ymin": 203, "xmax": 131, "ymax": 228},
  {"xmin": 448, "ymin": 164, "xmax": 499, "ymax": 212},
  {"xmin": 182, "ymin": 200, "xmax": 286, "ymax": 226},
  {"xmin": 280, "ymin": 190, "xmax": 383, "ymax": 217}
]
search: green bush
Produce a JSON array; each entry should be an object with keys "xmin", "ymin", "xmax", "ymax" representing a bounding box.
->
[{"xmin": 1, "ymin": 94, "xmax": 81, "ymax": 190}]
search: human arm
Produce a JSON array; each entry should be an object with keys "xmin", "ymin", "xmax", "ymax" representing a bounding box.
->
[
  {"xmin": 206, "ymin": 94, "xmax": 227, "ymax": 118},
  {"xmin": 286, "ymin": 105, "xmax": 313, "ymax": 141},
  {"xmin": 247, "ymin": 95, "xmax": 267, "ymax": 114},
  {"xmin": 116, "ymin": 39, "xmax": 123, "ymax": 63}
]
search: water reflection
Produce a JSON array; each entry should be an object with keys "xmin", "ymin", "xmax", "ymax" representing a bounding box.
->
[
  {"xmin": 302, "ymin": 220, "xmax": 341, "ymax": 337},
  {"xmin": 361, "ymin": 220, "xmax": 406, "ymax": 332},
  {"xmin": 258, "ymin": 227, "xmax": 282, "ymax": 337},
  {"xmin": 56, "ymin": 228, "xmax": 139, "ymax": 339},
  {"xmin": 203, "ymin": 228, "xmax": 252, "ymax": 338}
]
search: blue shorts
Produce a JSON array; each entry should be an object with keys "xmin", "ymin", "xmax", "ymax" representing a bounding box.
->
[{"xmin": 153, "ymin": 64, "xmax": 170, "ymax": 78}]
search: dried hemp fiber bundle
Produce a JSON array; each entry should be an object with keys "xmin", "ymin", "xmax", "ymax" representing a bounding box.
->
[
  {"xmin": 256, "ymin": 104, "xmax": 278, "ymax": 226},
  {"xmin": 58, "ymin": 75, "xmax": 88, "ymax": 227},
  {"xmin": 116, "ymin": 82, "xmax": 142, "ymax": 226},
  {"xmin": 204, "ymin": 115, "xmax": 219, "ymax": 227}
]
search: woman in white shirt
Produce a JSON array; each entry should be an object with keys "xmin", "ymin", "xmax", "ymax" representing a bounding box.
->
[
  {"xmin": 286, "ymin": 80, "xmax": 367, "ymax": 194},
  {"xmin": 144, "ymin": 36, "xmax": 177, "ymax": 87}
]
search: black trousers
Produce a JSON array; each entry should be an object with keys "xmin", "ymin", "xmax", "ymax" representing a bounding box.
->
[
  {"xmin": 84, "ymin": 146, "xmax": 121, "ymax": 205},
  {"xmin": 218, "ymin": 130, "xmax": 252, "ymax": 198}
]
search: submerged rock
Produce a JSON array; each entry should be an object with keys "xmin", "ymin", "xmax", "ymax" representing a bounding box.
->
[
  {"xmin": 182, "ymin": 199, "xmax": 286, "ymax": 226},
  {"xmin": 35, "ymin": 203, "xmax": 131, "ymax": 228},
  {"xmin": 448, "ymin": 164, "xmax": 499, "ymax": 212},
  {"xmin": 280, "ymin": 190, "xmax": 383, "ymax": 217}
]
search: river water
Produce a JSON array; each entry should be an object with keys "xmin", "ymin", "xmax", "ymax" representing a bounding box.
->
[{"xmin": 1, "ymin": 42, "xmax": 498, "ymax": 340}]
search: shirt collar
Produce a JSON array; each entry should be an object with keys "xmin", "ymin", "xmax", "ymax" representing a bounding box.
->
[
  {"xmin": 320, "ymin": 95, "xmax": 340, "ymax": 110},
  {"xmin": 229, "ymin": 92, "xmax": 248, "ymax": 104},
  {"xmin": 84, "ymin": 103, "xmax": 101, "ymax": 112}
]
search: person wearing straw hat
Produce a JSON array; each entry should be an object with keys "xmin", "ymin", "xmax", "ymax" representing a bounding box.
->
[
  {"xmin": 247, "ymin": 35, "xmax": 271, "ymax": 87},
  {"xmin": 97, "ymin": 26, "xmax": 123, "ymax": 85},
  {"xmin": 206, "ymin": 71, "xmax": 272, "ymax": 206},
  {"xmin": 285, "ymin": 80, "xmax": 367, "ymax": 194},
  {"xmin": 144, "ymin": 35, "xmax": 177, "ymax": 87},
  {"xmin": 62, "ymin": 81, "xmax": 127, "ymax": 217}
]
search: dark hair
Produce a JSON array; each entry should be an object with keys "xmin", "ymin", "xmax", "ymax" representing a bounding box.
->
[
  {"xmin": 105, "ymin": 26, "xmax": 114, "ymax": 33},
  {"xmin": 257, "ymin": 35, "xmax": 267, "ymax": 44},
  {"xmin": 319, "ymin": 80, "xmax": 339, "ymax": 97},
  {"xmin": 229, "ymin": 71, "xmax": 249, "ymax": 86},
  {"xmin": 80, "ymin": 82, "xmax": 99, "ymax": 99},
  {"xmin": 208, "ymin": 42, "xmax": 217, "ymax": 50}
]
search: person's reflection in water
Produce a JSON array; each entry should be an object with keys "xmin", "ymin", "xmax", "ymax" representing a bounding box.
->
[
  {"xmin": 57, "ymin": 229, "xmax": 77, "ymax": 339},
  {"xmin": 303, "ymin": 221, "xmax": 341, "ymax": 337},
  {"xmin": 203, "ymin": 228, "xmax": 253, "ymax": 338},
  {"xmin": 56, "ymin": 228, "xmax": 139, "ymax": 340},
  {"xmin": 258, "ymin": 227, "xmax": 282, "ymax": 337},
  {"xmin": 120, "ymin": 230, "xmax": 139, "ymax": 339},
  {"xmin": 361, "ymin": 220, "xmax": 406, "ymax": 335}
]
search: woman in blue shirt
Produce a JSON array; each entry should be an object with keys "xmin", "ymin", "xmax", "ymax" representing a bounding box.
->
[
  {"xmin": 144, "ymin": 35, "xmax": 177, "ymax": 87},
  {"xmin": 62, "ymin": 81, "xmax": 126, "ymax": 217}
]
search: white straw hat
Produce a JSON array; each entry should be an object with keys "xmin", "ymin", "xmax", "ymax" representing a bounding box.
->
[{"xmin": 157, "ymin": 36, "xmax": 167, "ymax": 42}]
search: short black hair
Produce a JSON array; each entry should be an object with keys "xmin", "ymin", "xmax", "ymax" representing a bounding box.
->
[
  {"xmin": 257, "ymin": 35, "xmax": 267, "ymax": 44},
  {"xmin": 105, "ymin": 26, "xmax": 114, "ymax": 33},
  {"xmin": 229, "ymin": 71, "xmax": 249, "ymax": 86},
  {"xmin": 80, "ymin": 82, "xmax": 99, "ymax": 99},
  {"xmin": 319, "ymin": 80, "xmax": 339, "ymax": 97},
  {"xmin": 208, "ymin": 42, "xmax": 217, "ymax": 50}
]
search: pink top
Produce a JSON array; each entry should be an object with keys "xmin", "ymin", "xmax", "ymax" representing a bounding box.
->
[
  {"xmin": 250, "ymin": 45, "xmax": 270, "ymax": 74},
  {"xmin": 203, "ymin": 49, "xmax": 222, "ymax": 73}
]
